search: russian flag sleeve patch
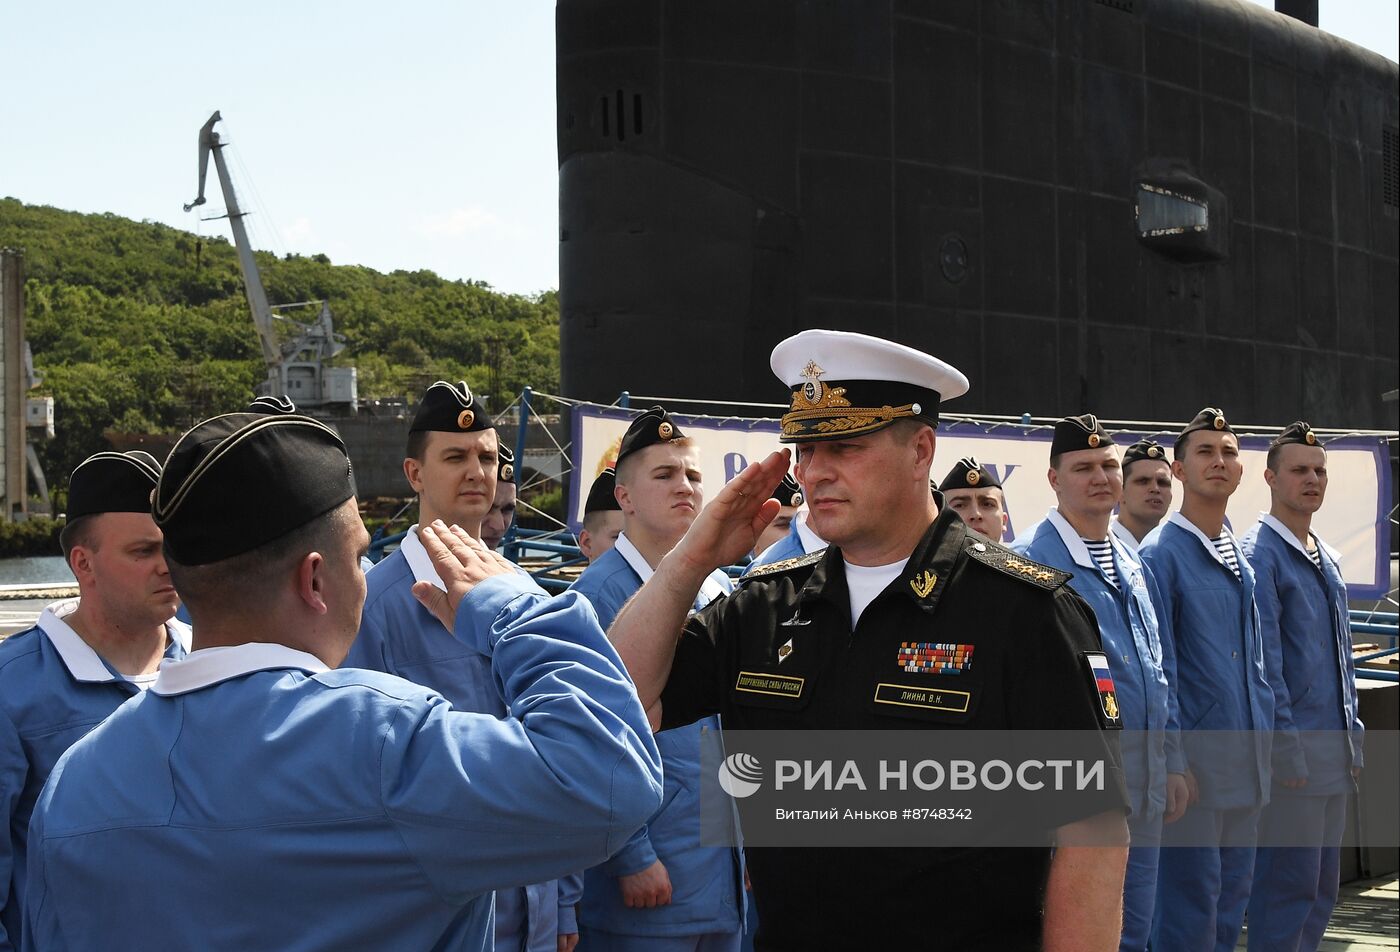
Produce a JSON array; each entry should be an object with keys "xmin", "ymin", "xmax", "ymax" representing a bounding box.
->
[{"xmin": 1082, "ymin": 651, "xmax": 1122, "ymax": 729}]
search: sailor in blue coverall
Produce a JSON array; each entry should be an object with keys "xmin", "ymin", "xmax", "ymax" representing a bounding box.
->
[
  {"xmin": 1012, "ymin": 415, "xmax": 1186, "ymax": 952},
  {"xmin": 746, "ymin": 474, "xmax": 807, "ymax": 569},
  {"xmin": 746, "ymin": 475, "xmax": 825, "ymax": 571},
  {"xmin": 938, "ymin": 456, "xmax": 1011, "ymax": 543},
  {"xmin": 1241, "ymin": 422, "xmax": 1363, "ymax": 952},
  {"xmin": 578, "ymin": 469, "xmax": 626, "ymax": 564},
  {"xmin": 571, "ymin": 407, "xmax": 745, "ymax": 952},
  {"xmin": 0, "ymin": 451, "xmax": 188, "ymax": 952},
  {"xmin": 22, "ymin": 411, "xmax": 662, "ymax": 952},
  {"xmin": 1111, "ymin": 440, "xmax": 1173, "ymax": 552},
  {"xmin": 344, "ymin": 380, "xmax": 579, "ymax": 952},
  {"xmin": 1139, "ymin": 408, "xmax": 1274, "ymax": 952}
]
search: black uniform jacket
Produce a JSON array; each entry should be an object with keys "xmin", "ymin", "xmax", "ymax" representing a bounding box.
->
[{"xmin": 661, "ymin": 508, "xmax": 1128, "ymax": 951}]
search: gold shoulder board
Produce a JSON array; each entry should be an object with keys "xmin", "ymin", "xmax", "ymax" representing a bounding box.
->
[
  {"xmin": 744, "ymin": 549, "xmax": 826, "ymax": 581},
  {"xmin": 965, "ymin": 539, "xmax": 1071, "ymax": 591}
]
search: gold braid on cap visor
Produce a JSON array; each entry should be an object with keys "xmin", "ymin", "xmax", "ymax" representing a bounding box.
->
[{"xmin": 780, "ymin": 389, "xmax": 923, "ymax": 439}]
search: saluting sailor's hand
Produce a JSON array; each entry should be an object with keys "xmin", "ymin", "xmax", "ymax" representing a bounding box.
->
[
  {"xmin": 412, "ymin": 520, "xmax": 517, "ymax": 631},
  {"xmin": 671, "ymin": 449, "xmax": 791, "ymax": 575}
]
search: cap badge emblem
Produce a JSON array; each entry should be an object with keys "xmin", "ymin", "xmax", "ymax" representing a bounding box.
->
[
  {"xmin": 799, "ymin": 360, "xmax": 826, "ymax": 405},
  {"xmin": 1304, "ymin": 430, "xmax": 1317, "ymax": 445},
  {"xmin": 1213, "ymin": 416, "xmax": 1226, "ymax": 430},
  {"xmin": 791, "ymin": 492, "xmax": 804, "ymax": 507},
  {"xmin": 965, "ymin": 469, "xmax": 981, "ymax": 486},
  {"xmin": 658, "ymin": 421, "xmax": 674, "ymax": 439},
  {"xmin": 500, "ymin": 463, "xmax": 514, "ymax": 481},
  {"xmin": 457, "ymin": 409, "xmax": 475, "ymax": 430},
  {"xmin": 1147, "ymin": 446, "xmax": 1161, "ymax": 458},
  {"xmin": 1088, "ymin": 433, "xmax": 1101, "ymax": 448}
]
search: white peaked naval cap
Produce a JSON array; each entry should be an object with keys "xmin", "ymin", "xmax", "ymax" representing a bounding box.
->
[{"xmin": 770, "ymin": 329, "xmax": 970, "ymax": 443}]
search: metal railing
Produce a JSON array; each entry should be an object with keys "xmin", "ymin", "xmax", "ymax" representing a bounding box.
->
[{"xmin": 366, "ymin": 387, "xmax": 1399, "ymax": 682}]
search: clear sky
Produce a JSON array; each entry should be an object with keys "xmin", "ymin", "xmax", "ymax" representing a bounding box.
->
[{"xmin": 1, "ymin": 1, "xmax": 1394, "ymax": 296}]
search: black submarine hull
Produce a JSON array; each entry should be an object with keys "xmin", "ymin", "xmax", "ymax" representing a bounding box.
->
[{"xmin": 557, "ymin": 0, "xmax": 1398, "ymax": 429}]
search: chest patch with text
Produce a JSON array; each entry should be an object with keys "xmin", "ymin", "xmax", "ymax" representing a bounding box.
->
[
  {"xmin": 735, "ymin": 671, "xmax": 805, "ymax": 698},
  {"xmin": 872, "ymin": 682, "xmax": 972, "ymax": 713}
]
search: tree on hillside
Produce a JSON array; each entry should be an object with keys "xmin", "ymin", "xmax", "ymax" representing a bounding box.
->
[{"xmin": 0, "ymin": 198, "xmax": 560, "ymax": 492}]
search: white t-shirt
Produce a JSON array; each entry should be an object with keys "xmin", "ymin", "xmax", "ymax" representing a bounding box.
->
[
  {"xmin": 127, "ymin": 671, "xmax": 160, "ymax": 692},
  {"xmin": 844, "ymin": 558, "xmax": 910, "ymax": 628}
]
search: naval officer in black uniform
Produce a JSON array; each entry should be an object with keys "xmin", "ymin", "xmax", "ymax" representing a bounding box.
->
[{"xmin": 609, "ymin": 330, "xmax": 1129, "ymax": 952}]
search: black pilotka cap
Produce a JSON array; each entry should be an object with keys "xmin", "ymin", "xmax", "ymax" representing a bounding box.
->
[
  {"xmin": 1122, "ymin": 439, "xmax": 1168, "ymax": 473},
  {"xmin": 1050, "ymin": 414, "xmax": 1116, "ymax": 458},
  {"xmin": 615, "ymin": 407, "xmax": 686, "ymax": 466},
  {"xmin": 409, "ymin": 381, "xmax": 494, "ymax": 435},
  {"xmin": 938, "ymin": 456, "xmax": 1002, "ymax": 492},
  {"xmin": 584, "ymin": 469, "xmax": 621, "ymax": 514},
  {"xmin": 497, "ymin": 445, "xmax": 517, "ymax": 484},
  {"xmin": 1174, "ymin": 407, "xmax": 1233, "ymax": 457},
  {"xmin": 247, "ymin": 395, "xmax": 297, "ymax": 414},
  {"xmin": 67, "ymin": 451, "xmax": 163, "ymax": 521},
  {"xmin": 1271, "ymin": 420, "xmax": 1320, "ymax": 449},
  {"xmin": 771, "ymin": 473, "xmax": 803, "ymax": 507},
  {"xmin": 153, "ymin": 413, "xmax": 355, "ymax": 566}
]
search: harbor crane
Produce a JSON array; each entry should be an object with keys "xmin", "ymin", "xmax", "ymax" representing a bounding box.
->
[{"xmin": 183, "ymin": 111, "xmax": 357, "ymax": 414}]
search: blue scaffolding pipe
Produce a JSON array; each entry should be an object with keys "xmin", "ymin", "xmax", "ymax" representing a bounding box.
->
[
  {"xmin": 1350, "ymin": 610, "xmax": 1399, "ymax": 623},
  {"xmin": 512, "ymin": 540, "xmax": 588, "ymax": 557},
  {"xmin": 499, "ymin": 386, "xmax": 534, "ymax": 562},
  {"xmin": 368, "ymin": 528, "xmax": 409, "ymax": 563}
]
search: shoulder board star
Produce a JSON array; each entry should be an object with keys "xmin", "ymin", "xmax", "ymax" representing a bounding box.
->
[
  {"xmin": 743, "ymin": 549, "xmax": 826, "ymax": 581},
  {"xmin": 964, "ymin": 537, "xmax": 1070, "ymax": 591}
]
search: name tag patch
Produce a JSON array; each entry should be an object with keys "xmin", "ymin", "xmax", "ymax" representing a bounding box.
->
[
  {"xmin": 897, "ymin": 641, "xmax": 974, "ymax": 675},
  {"xmin": 872, "ymin": 682, "xmax": 972, "ymax": 713},
  {"xmin": 735, "ymin": 671, "xmax": 805, "ymax": 698}
]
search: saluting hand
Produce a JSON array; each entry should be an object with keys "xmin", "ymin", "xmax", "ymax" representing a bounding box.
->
[
  {"xmin": 671, "ymin": 449, "xmax": 792, "ymax": 575},
  {"xmin": 412, "ymin": 520, "xmax": 518, "ymax": 631}
]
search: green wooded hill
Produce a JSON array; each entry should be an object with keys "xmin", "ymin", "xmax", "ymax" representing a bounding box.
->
[{"xmin": 0, "ymin": 198, "xmax": 559, "ymax": 491}]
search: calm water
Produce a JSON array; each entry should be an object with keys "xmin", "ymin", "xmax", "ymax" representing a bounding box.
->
[{"xmin": 0, "ymin": 556, "xmax": 71, "ymax": 586}]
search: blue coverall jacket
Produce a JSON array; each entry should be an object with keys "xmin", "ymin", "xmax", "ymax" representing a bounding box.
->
[
  {"xmin": 345, "ymin": 527, "xmax": 581, "ymax": 947},
  {"xmin": 0, "ymin": 601, "xmax": 189, "ymax": 952},
  {"xmin": 571, "ymin": 536, "xmax": 745, "ymax": 939},
  {"xmin": 748, "ymin": 510, "xmax": 824, "ymax": 571},
  {"xmin": 23, "ymin": 575, "xmax": 661, "ymax": 952},
  {"xmin": 1241, "ymin": 516, "xmax": 1363, "ymax": 793},
  {"xmin": 1139, "ymin": 513, "xmax": 1274, "ymax": 810},
  {"xmin": 1015, "ymin": 510, "xmax": 1184, "ymax": 820}
]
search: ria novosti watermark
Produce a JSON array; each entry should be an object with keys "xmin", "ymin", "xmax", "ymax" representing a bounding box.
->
[
  {"xmin": 698, "ymin": 729, "xmax": 1398, "ymax": 849},
  {"xmin": 721, "ymin": 751, "xmax": 1109, "ymax": 796}
]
